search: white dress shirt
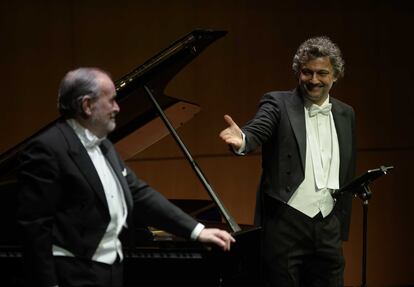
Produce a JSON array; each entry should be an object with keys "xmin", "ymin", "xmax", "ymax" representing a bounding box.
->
[{"xmin": 288, "ymin": 97, "xmax": 340, "ymax": 218}]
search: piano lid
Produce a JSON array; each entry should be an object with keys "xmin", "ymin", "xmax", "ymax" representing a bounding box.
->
[{"xmin": 0, "ymin": 29, "xmax": 227, "ymax": 182}]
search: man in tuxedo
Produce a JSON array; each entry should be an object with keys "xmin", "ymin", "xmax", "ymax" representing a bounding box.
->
[
  {"xmin": 18, "ymin": 67, "xmax": 235, "ymax": 287},
  {"xmin": 220, "ymin": 37, "xmax": 356, "ymax": 286}
]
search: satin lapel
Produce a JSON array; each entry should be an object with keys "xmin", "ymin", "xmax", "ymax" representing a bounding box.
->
[
  {"xmin": 100, "ymin": 140, "xmax": 133, "ymax": 212},
  {"xmin": 286, "ymin": 90, "xmax": 306, "ymax": 172},
  {"xmin": 57, "ymin": 121, "xmax": 109, "ymax": 210},
  {"xmin": 331, "ymin": 99, "xmax": 351, "ymax": 185}
]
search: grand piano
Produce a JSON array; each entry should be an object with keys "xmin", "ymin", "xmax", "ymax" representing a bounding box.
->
[{"xmin": 0, "ymin": 29, "xmax": 261, "ymax": 286}]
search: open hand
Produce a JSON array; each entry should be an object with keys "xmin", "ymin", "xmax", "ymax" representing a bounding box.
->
[{"xmin": 197, "ymin": 228, "xmax": 236, "ymax": 251}]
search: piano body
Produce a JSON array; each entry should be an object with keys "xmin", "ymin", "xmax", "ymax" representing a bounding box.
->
[{"xmin": 0, "ymin": 29, "xmax": 261, "ymax": 286}]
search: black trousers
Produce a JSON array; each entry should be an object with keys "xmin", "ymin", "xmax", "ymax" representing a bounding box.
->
[
  {"xmin": 54, "ymin": 256, "xmax": 123, "ymax": 287},
  {"xmin": 262, "ymin": 198, "xmax": 344, "ymax": 287}
]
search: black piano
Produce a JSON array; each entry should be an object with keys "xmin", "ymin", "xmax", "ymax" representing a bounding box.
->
[{"xmin": 0, "ymin": 29, "xmax": 261, "ymax": 286}]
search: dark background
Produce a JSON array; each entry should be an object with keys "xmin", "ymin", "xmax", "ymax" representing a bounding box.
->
[{"xmin": 1, "ymin": 1, "xmax": 413, "ymax": 285}]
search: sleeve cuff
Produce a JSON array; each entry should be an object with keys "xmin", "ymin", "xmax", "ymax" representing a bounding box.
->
[
  {"xmin": 190, "ymin": 223, "xmax": 205, "ymax": 241},
  {"xmin": 233, "ymin": 131, "xmax": 246, "ymax": 155}
]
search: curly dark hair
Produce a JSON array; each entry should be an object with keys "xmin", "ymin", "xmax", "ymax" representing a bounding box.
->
[{"xmin": 292, "ymin": 36, "xmax": 345, "ymax": 79}]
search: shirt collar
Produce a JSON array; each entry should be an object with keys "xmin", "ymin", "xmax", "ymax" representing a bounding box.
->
[
  {"xmin": 66, "ymin": 118, "xmax": 105, "ymax": 149},
  {"xmin": 304, "ymin": 95, "xmax": 330, "ymax": 110}
]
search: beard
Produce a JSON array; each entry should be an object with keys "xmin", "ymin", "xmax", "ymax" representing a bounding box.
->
[
  {"xmin": 106, "ymin": 119, "xmax": 116, "ymax": 133},
  {"xmin": 90, "ymin": 113, "xmax": 117, "ymax": 137}
]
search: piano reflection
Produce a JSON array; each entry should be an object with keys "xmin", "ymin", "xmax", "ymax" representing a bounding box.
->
[{"xmin": 0, "ymin": 29, "xmax": 261, "ymax": 287}]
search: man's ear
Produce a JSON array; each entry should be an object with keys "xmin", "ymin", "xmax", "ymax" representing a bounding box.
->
[{"xmin": 81, "ymin": 95, "xmax": 93, "ymax": 117}]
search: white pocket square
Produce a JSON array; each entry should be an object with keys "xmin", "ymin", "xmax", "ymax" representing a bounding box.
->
[{"xmin": 122, "ymin": 168, "xmax": 127, "ymax": 176}]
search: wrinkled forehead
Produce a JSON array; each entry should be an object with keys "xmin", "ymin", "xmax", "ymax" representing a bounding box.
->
[
  {"xmin": 301, "ymin": 56, "xmax": 333, "ymax": 69},
  {"xmin": 96, "ymin": 73, "xmax": 116, "ymax": 95}
]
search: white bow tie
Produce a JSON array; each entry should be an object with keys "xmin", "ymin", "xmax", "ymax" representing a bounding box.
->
[
  {"xmin": 84, "ymin": 137, "xmax": 104, "ymax": 149},
  {"xmin": 309, "ymin": 103, "xmax": 332, "ymax": 117}
]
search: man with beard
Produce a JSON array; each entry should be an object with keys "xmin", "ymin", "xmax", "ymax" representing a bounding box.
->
[
  {"xmin": 18, "ymin": 68, "xmax": 235, "ymax": 287},
  {"xmin": 219, "ymin": 37, "xmax": 356, "ymax": 286}
]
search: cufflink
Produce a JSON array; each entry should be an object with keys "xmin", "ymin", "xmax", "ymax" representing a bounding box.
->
[{"xmin": 122, "ymin": 168, "xmax": 127, "ymax": 176}]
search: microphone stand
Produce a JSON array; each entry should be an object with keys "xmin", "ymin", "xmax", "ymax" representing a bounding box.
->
[
  {"xmin": 333, "ymin": 165, "xmax": 393, "ymax": 287},
  {"xmin": 359, "ymin": 185, "xmax": 371, "ymax": 287}
]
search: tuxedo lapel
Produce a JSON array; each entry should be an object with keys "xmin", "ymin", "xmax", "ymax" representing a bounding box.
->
[
  {"xmin": 286, "ymin": 89, "xmax": 306, "ymax": 172},
  {"xmin": 56, "ymin": 121, "xmax": 109, "ymax": 211},
  {"xmin": 100, "ymin": 140, "xmax": 133, "ymax": 212},
  {"xmin": 331, "ymin": 99, "xmax": 352, "ymax": 186}
]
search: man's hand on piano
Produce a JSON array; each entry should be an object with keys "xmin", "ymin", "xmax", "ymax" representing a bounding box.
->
[
  {"xmin": 219, "ymin": 115, "xmax": 243, "ymax": 150},
  {"xmin": 197, "ymin": 228, "xmax": 236, "ymax": 251}
]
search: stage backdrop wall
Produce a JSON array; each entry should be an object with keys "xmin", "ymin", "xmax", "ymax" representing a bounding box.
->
[{"xmin": 1, "ymin": 1, "xmax": 413, "ymax": 285}]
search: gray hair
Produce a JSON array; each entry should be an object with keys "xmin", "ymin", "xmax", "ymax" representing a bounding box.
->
[
  {"xmin": 57, "ymin": 67, "xmax": 110, "ymax": 118},
  {"xmin": 292, "ymin": 36, "xmax": 345, "ymax": 79}
]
